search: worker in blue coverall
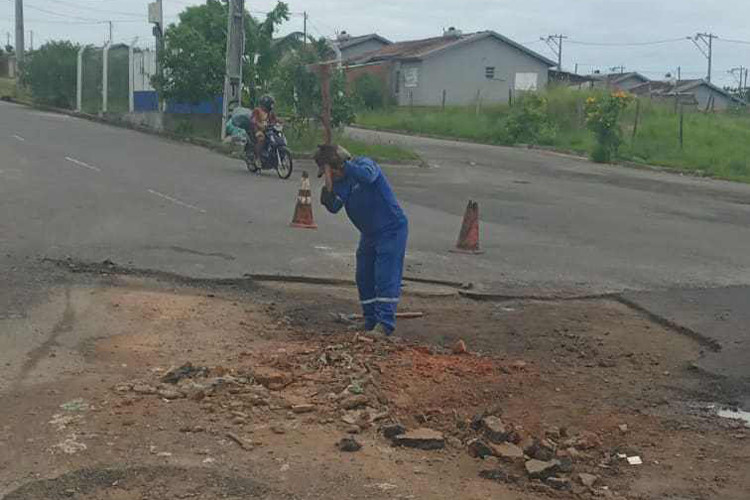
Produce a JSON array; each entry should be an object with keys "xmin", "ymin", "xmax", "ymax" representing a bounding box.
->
[{"xmin": 315, "ymin": 145, "xmax": 409, "ymax": 337}]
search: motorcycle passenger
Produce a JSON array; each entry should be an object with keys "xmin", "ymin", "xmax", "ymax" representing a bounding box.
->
[
  {"xmin": 225, "ymin": 105, "xmax": 253, "ymax": 144},
  {"xmin": 250, "ymin": 95, "xmax": 278, "ymax": 167}
]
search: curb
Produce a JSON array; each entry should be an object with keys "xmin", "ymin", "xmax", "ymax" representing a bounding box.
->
[
  {"xmin": 6, "ymin": 98, "xmax": 315, "ymax": 162},
  {"xmin": 613, "ymin": 295, "xmax": 722, "ymax": 352}
]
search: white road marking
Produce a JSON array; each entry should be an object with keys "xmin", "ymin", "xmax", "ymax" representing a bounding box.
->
[
  {"xmin": 12, "ymin": 134, "xmax": 25, "ymax": 142},
  {"xmin": 148, "ymin": 189, "xmax": 207, "ymax": 214},
  {"xmin": 65, "ymin": 156, "xmax": 101, "ymax": 172}
]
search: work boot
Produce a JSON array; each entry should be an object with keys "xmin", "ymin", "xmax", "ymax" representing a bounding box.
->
[{"xmin": 365, "ymin": 323, "xmax": 393, "ymax": 340}]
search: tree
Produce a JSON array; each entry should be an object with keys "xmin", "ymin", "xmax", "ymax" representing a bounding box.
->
[
  {"xmin": 153, "ymin": 0, "xmax": 289, "ymax": 104},
  {"xmin": 353, "ymin": 73, "xmax": 386, "ymax": 110},
  {"xmin": 21, "ymin": 41, "xmax": 79, "ymax": 108}
]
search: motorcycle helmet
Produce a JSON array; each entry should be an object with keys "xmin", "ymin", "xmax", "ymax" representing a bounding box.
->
[{"xmin": 259, "ymin": 95, "xmax": 275, "ymax": 112}]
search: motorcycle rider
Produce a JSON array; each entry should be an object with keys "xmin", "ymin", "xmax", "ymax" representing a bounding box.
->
[{"xmin": 250, "ymin": 95, "xmax": 278, "ymax": 167}]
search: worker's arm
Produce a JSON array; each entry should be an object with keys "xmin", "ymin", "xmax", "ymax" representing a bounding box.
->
[
  {"xmin": 320, "ymin": 167, "xmax": 346, "ymax": 213},
  {"xmin": 321, "ymin": 187, "xmax": 345, "ymax": 213},
  {"xmin": 344, "ymin": 157, "xmax": 381, "ymax": 184}
]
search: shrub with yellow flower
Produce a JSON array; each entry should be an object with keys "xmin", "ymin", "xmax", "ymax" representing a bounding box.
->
[{"xmin": 585, "ymin": 91, "xmax": 634, "ymax": 163}]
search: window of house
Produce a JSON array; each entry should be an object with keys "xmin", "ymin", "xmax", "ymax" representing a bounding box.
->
[
  {"xmin": 485, "ymin": 67, "xmax": 495, "ymax": 79},
  {"xmin": 395, "ymin": 70, "xmax": 400, "ymax": 94}
]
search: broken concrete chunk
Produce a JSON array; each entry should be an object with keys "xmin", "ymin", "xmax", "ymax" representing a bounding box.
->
[
  {"xmin": 337, "ymin": 437, "xmax": 362, "ymax": 452},
  {"xmin": 132, "ymin": 384, "xmax": 158, "ymax": 395},
  {"xmin": 382, "ymin": 424, "xmax": 406, "ymax": 439},
  {"xmin": 452, "ymin": 340, "xmax": 468, "ymax": 355},
  {"xmin": 578, "ymin": 473, "xmax": 598, "ymax": 487},
  {"xmin": 525, "ymin": 459, "xmax": 561, "ymax": 479},
  {"xmin": 479, "ymin": 469, "xmax": 511, "ymax": 483},
  {"xmin": 524, "ymin": 438, "xmax": 555, "ymax": 461},
  {"xmin": 491, "ymin": 442, "xmax": 524, "ymax": 461},
  {"xmin": 467, "ymin": 438, "xmax": 494, "ymax": 459},
  {"xmin": 157, "ymin": 388, "xmax": 184, "ymax": 400},
  {"xmin": 340, "ymin": 395, "xmax": 369, "ymax": 410},
  {"xmin": 291, "ymin": 404, "xmax": 315, "ymax": 414},
  {"xmin": 161, "ymin": 363, "xmax": 208, "ymax": 384},
  {"xmin": 545, "ymin": 476, "xmax": 572, "ymax": 490},
  {"xmin": 563, "ymin": 431, "xmax": 602, "ymax": 450},
  {"xmin": 252, "ymin": 367, "xmax": 293, "ymax": 391},
  {"xmin": 393, "ymin": 428, "xmax": 445, "ymax": 450},
  {"xmin": 482, "ymin": 416, "xmax": 510, "ymax": 443}
]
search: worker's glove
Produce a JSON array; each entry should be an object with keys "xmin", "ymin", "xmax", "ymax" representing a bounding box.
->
[{"xmin": 320, "ymin": 186, "xmax": 336, "ymax": 206}]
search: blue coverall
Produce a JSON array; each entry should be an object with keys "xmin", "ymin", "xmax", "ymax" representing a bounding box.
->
[{"xmin": 321, "ymin": 157, "xmax": 408, "ymax": 334}]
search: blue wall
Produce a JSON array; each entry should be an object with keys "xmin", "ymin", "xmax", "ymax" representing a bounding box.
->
[
  {"xmin": 134, "ymin": 91, "xmax": 158, "ymax": 112},
  {"xmin": 132, "ymin": 92, "xmax": 224, "ymax": 114},
  {"xmin": 166, "ymin": 95, "xmax": 223, "ymax": 114}
]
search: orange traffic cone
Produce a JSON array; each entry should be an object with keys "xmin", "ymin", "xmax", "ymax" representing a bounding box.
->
[
  {"xmin": 451, "ymin": 200, "xmax": 483, "ymax": 254},
  {"xmin": 290, "ymin": 171, "xmax": 318, "ymax": 229}
]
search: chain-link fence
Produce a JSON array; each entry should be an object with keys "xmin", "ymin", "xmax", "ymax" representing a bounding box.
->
[
  {"xmin": 80, "ymin": 47, "xmax": 103, "ymax": 114},
  {"xmin": 107, "ymin": 45, "xmax": 130, "ymax": 113}
]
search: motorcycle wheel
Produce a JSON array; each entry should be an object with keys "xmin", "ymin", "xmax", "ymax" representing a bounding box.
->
[{"xmin": 276, "ymin": 147, "xmax": 293, "ymax": 180}]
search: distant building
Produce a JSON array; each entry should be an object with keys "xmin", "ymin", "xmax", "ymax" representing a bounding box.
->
[
  {"xmin": 343, "ymin": 28, "xmax": 555, "ymax": 107},
  {"xmin": 629, "ymin": 79, "xmax": 744, "ymax": 111},
  {"xmin": 549, "ymin": 69, "xmax": 596, "ymax": 89},
  {"xmin": 592, "ymin": 72, "xmax": 650, "ymax": 92},
  {"xmin": 336, "ymin": 32, "xmax": 392, "ymax": 62}
]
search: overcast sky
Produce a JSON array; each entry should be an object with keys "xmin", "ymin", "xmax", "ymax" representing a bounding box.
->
[{"xmin": 3, "ymin": 0, "xmax": 750, "ymax": 87}]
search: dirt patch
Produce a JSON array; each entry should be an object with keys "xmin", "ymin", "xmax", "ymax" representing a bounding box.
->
[
  {"xmin": 1, "ymin": 277, "xmax": 748, "ymax": 499},
  {"xmin": 3, "ymin": 466, "xmax": 277, "ymax": 500}
]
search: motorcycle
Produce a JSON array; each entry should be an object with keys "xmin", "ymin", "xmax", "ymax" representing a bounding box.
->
[{"xmin": 244, "ymin": 123, "xmax": 293, "ymax": 179}]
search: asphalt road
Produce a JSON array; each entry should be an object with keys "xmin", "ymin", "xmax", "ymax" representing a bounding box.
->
[{"xmin": 2, "ymin": 102, "xmax": 750, "ymax": 394}]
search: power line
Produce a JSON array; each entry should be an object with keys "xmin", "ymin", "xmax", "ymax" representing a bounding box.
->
[
  {"xmin": 41, "ymin": 0, "xmax": 145, "ymax": 18},
  {"xmin": 720, "ymin": 38, "xmax": 750, "ymax": 45},
  {"xmin": 24, "ymin": 3, "xmax": 100, "ymax": 22},
  {"xmin": 567, "ymin": 37, "xmax": 686, "ymax": 47}
]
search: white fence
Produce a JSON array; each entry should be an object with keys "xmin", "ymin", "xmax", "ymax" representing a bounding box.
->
[{"xmin": 76, "ymin": 41, "xmax": 158, "ymax": 114}]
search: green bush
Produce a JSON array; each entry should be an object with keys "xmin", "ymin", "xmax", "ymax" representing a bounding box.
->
[
  {"xmin": 22, "ymin": 40, "xmax": 79, "ymax": 108},
  {"xmin": 505, "ymin": 93, "xmax": 556, "ymax": 144},
  {"xmin": 584, "ymin": 91, "xmax": 634, "ymax": 163},
  {"xmin": 353, "ymin": 73, "xmax": 386, "ymax": 110}
]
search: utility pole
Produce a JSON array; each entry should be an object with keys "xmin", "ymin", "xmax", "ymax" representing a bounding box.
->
[
  {"xmin": 303, "ymin": 11, "xmax": 308, "ymax": 46},
  {"xmin": 677, "ymin": 66, "xmax": 681, "ymax": 83},
  {"xmin": 729, "ymin": 66, "xmax": 747, "ymax": 99},
  {"xmin": 221, "ymin": 0, "xmax": 245, "ymax": 140},
  {"xmin": 108, "ymin": 21, "xmax": 113, "ymax": 44},
  {"xmin": 6, "ymin": 31, "xmax": 10, "ymax": 50},
  {"xmin": 29, "ymin": 30, "xmax": 32, "ymax": 51},
  {"xmin": 541, "ymin": 34, "xmax": 567, "ymax": 70},
  {"xmin": 690, "ymin": 32, "xmax": 717, "ymax": 82},
  {"xmin": 15, "ymin": 0, "xmax": 24, "ymax": 66},
  {"xmin": 148, "ymin": 0, "xmax": 163, "ymax": 107}
]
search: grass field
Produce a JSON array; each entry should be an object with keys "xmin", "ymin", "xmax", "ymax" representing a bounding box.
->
[{"xmin": 356, "ymin": 87, "xmax": 750, "ymax": 182}]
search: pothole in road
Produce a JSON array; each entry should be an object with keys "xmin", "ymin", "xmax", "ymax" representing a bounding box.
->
[{"xmin": 3, "ymin": 466, "xmax": 283, "ymax": 500}]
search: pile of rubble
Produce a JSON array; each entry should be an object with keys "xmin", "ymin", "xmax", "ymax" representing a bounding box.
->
[
  {"xmin": 109, "ymin": 338, "xmax": 640, "ymax": 497},
  {"xmin": 463, "ymin": 414, "xmax": 642, "ymax": 495}
]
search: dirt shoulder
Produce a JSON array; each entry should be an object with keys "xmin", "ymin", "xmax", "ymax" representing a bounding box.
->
[{"xmin": 1, "ymin": 273, "xmax": 748, "ymax": 499}]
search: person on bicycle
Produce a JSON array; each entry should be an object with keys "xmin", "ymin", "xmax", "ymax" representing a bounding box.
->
[{"xmin": 250, "ymin": 95, "xmax": 278, "ymax": 166}]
